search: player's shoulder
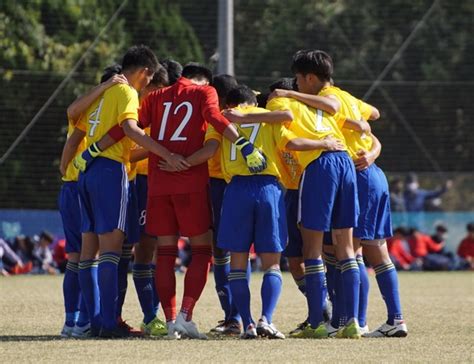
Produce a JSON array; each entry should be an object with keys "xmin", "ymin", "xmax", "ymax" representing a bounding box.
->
[{"xmin": 107, "ymin": 83, "xmax": 139, "ymax": 98}]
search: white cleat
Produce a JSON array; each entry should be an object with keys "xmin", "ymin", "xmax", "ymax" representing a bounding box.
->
[
  {"xmin": 363, "ymin": 320, "xmax": 408, "ymax": 338},
  {"xmin": 164, "ymin": 321, "xmax": 181, "ymax": 340},
  {"xmin": 256, "ymin": 317, "xmax": 285, "ymax": 339},
  {"xmin": 360, "ymin": 325, "xmax": 370, "ymax": 335},
  {"xmin": 71, "ymin": 323, "xmax": 91, "ymax": 338},
  {"xmin": 60, "ymin": 324, "xmax": 74, "ymax": 338},
  {"xmin": 325, "ymin": 322, "xmax": 339, "ymax": 337},
  {"xmin": 174, "ymin": 312, "xmax": 208, "ymax": 340},
  {"xmin": 240, "ymin": 323, "xmax": 258, "ymax": 339}
]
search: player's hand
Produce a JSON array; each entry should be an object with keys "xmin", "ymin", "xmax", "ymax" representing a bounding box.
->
[
  {"xmin": 357, "ymin": 120, "xmax": 372, "ymax": 134},
  {"xmin": 322, "ymin": 136, "xmax": 345, "ymax": 151},
  {"xmin": 222, "ymin": 109, "xmax": 246, "ymax": 123},
  {"xmin": 103, "ymin": 74, "xmax": 128, "ymax": 89},
  {"xmin": 163, "ymin": 153, "xmax": 191, "ymax": 172},
  {"xmin": 73, "ymin": 142, "xmax": 102, "ymax": 172},
  {"xmin": 235, "ymin": 137, "xmax": 267, "ymax": 173},
  {"xmin": 268, "ymin": 89, "xmax": 290, "ymax": 101},
  {"xmin": 354, "ymin": 149, "xmax": 376, "ymax": 171}
]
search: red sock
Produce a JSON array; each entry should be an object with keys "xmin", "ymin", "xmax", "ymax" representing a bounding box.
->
[
  {"xmin": 181, "ymin": 245, "xmax": 212, "ymax": 320},
  {"xmin": 155, "ymin": 245, "xmax": 178, "ymax": 322}
]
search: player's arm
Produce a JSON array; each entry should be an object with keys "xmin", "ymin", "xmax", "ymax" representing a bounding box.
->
[
  {"xmin": 342, "ymin": 117, "xmax": 372, "ymax": 134},
  {"xmin": 67, "ymin": 74, "xmax": 128, "ymax": 122},
  {"xmin": 354, "ymin": 134, "xmax": 382, "ymax": 171},
  {"xmin": 60, "ymin": 127, "xmax": 86, "ymax": 176},
  {"xmin": 158, "ymin": 139, "xmax": 220, "ymax": 172},
  {"xmin": 221, "ymin": 109, "xmax": 293, "ymax": 124},
  {"xmin": 286, "ymin": 135, "xmax": 345, "ymax": 151},
  {"xmin": 122, "ymin": 119, "xmax": 190, "ymax": 171},
  {"xmin": 130, "ymin": 147, "xmax": 148, "ymax": 163},
  {"xmin": 269, "ymin": 89, "xmax": 340, "ymax": 115}
]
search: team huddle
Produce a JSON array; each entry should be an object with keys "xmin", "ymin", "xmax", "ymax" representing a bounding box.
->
[{"xmin": 58, "ymin": 44, "xmax": 408, "ymax": 340}]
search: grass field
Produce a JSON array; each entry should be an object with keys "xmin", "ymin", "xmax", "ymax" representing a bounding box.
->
[{"xmin": 0, "ymin": 272, "xmax": 473, "ymax": 363}]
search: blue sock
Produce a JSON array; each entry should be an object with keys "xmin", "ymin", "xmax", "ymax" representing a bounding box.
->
[
  {"xmin": 76, "ymin": 295, "xmax": 89, "ymax": 327},
  {"xmin": 331, "ymin": 264, "xmax": 346, "ymax": 328},
  {"xmin": 213, "ymin": 254, "xmax": 232, "ymax": 320},
  {"xmin": 340, "ymin": 258, "xmax": 360, "ymax": 322},
  {"xmin": 78, "ymin": 259, "xmax": 101, "ymax": 330},
  {"xmin": 261, "ymin": 268, "xmax": 282, "ymax": 324},
  {"xmin": 304, "ymin": 259, "xmax": 326, "ymax": 328},
  {"xmin": 375, "ymin": 262, "xmax": 403, "ymax": 325},
  {"xmin": 98, "ymin": 252, "xmax": 121, "ymax": 330},
  {"xmin": 323, "ymin": 253, "xmax": 337, "ymax": 308},
  {"xmin": 133, "ymin": 263, "xmax": 156, "ymax": 324},
  {"xmin": 357, "ymin": 254, "xmax": 369, "ymax": 327},
  {"xmin": 150, "ymin": 263, "xmax": 159, "ymax": 315},
  {"xmin": 116, "ymin": 244, "xmax": 132, "ymax": 319},
  {"xmin": 63, "ymin": 261, "xmax": 81, "ymax": 326},
  {"xmin": 294, "ymin": 276, "xmax": 306, "ymax": 296},
  {"xmin": 229, "ymin": 269, "xmax": 253, "ymax": 329}
]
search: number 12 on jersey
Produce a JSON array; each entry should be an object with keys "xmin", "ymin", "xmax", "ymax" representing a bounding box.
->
[
  {"xmin": 158, "ymin": 101, "xmax": 193, "ymax": 141},
  {"xmin": 230, "ymin": 123, "xmax": 261, "ymax": 161}
]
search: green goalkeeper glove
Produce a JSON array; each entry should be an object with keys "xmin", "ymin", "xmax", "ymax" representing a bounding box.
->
[
  {"xmin": 73, "ymin": 142, "xmax": 102, "ymax": 172},
  {"xmin": 235, "ymin": 137, "xmax": 267, "ymax": 174}
]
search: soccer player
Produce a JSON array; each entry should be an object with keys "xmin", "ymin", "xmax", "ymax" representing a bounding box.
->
[
  {"xmin": 215, "ymin": 85, "xmax": 291, "ymax": 339},
  {"xmin": 274, "ymin": 50, "xmax": 407, "ymax": 338},
  {"xmin": 76, "ymin": 45, "xmax": 160, "ymax": 338},
  {"xmin": 59, "ymin": 69, "xmax": 128, "ymax": 338},
  {"xmin": 122, "ymin": 63, "xmax": 267, "ymax": 339}
]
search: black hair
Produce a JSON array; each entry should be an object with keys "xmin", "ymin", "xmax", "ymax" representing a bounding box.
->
[
  {"xmin": 226, "ymin": 85, "xmax": 257, "ymax": 107},
  {"xmin": 467, "ymin": 223, "xmax": 474, "ymax": 233},
  {"xmin": 100, "ymin": 64, "xmax": 122, "ymax": 83},
  {"xmin": 149, "ymin": 64, "xmax": 169, "ymax": 87},
  {"xmin": 121, "ymin": 45, "xmax": 159, "ymax": 74},
  {"xmin": 291, "ymin": 49, "xmax": 333, "ymax": 82},
  {"xmin": 393, "ymin": 226, "xmax": 408, "ymax": 236},
  {"xmin": 212, "ymin": 74, "xmax": 238, "ymax": 101},
  {"xmin": 257, "ymin": 92, "xmax": 269, "ymax": 108},
  {"xmin": 182, "ymin": 62, "xmax": 213, "ymax": 83},
  {"xmin": 160, "ymin": 59, "xmax": 183, "ymax": 85},
  {"xmin": 269, "ymin": 77, "xmax": 297, "ymax": 92},
  {"xmin": 40, "ymin": 231, "xmax": 54, "ymax": 244}
]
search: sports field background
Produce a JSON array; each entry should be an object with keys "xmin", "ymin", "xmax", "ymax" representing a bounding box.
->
[{"xmin": 1, "ymin": 272, "xmax": 472, "ymax": 362}]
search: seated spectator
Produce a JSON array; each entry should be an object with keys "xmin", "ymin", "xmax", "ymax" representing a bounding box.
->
[
  {"xmin": 32, "ymin": 231, "xmax": 57, "ymax": 275},
  {"xmin": 430, "ymin": 223, "xmax": 453, "ymax": 257},
  {"xmin": 0, "ymin": 238, "xmax": 24, "ymax": 276},
  {"xmin": 52, "ymin": 238, "xmax": 67, "ymax": 273},
  {"xmin": 403, "ymin": 173, "xmax": 452, "ymax": 212},
  {"xmin": 390, "ymin": 178, "xmax": 406, "ymax": 212},
  {"xmin": 14, "ymin": 235, "xmax": 37, "ymax": 267},
  {"xmin": 387, "ymin": 227, "xmax": 420, "ymax": 270},
  {"xmin": 457, "ymin": 223, "xmax": 474, "ymax": 270},
  {"xmin": 407, "ymin": 228, "xmax": 452, "ymax": 270}
]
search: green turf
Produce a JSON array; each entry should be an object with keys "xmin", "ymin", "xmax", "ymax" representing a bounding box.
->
[{"xmin": 0, "ymin": 272, "xmax": 472, "ymax": 363}]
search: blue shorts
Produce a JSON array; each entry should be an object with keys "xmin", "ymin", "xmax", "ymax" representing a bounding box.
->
[
  {"xmin": 136, "ymin": 174, "xmax": 148, "ymax": 234},
  {"xmin": 354, "ymin": 163, "xmax": 393, "ymax": 240},
  {"xmin": 209, "ymin": 177, "xmax": 227, "ymax": 233},
  {"xmin": 78, "ymin": 157, "xmax": 128, "ymax": 235},
  {"xmin": 126, "ymin": 179, "xmax": 140, "ymax": 244},
  {"xmin": 217, "ymin": 175, "xmax": 287, "ymax": 254},
  {"xmin": 299, "ymin": 152, "xmax": 359, "ymax": 231},
  {"xmin": 283, "ymin": 189, "xmax": 303, "ymax": 257},
  {"xmin": 58, "ymin": 182, "xmax": 82, "ymax": 253}
]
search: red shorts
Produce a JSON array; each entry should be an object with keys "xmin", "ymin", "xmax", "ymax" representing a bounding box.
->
[{"xmin": 146, "ymin": 189, "xmax": 212, "ymax": 237}]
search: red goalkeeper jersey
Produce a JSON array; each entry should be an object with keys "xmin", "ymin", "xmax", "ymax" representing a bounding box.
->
[{"xmin": 139, "ymin": 77, "xmax": 230, "ymax": 196}]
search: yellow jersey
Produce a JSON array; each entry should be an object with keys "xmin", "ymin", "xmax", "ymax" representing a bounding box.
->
[
  {"xmin": 204, "ymin": 125, "xmax": 225, "ymax": 180},
  {"xmin": 79, "ymin": 83, "xmax": 139, "ymax": 164},
  {"xmin": 217, "ymin": 105, "xmax": 286, "ymax": 182},
  {"xmin": 266, "ymin": 97, "xmax": 346, "ymax": 170},
  {"xmin": 135, "ymin": 127, "xmax": 150, "ymax": 176},
  {"xmin": 62, "ymin": 115, "xmax": 87, "ymax": 182},
  {"xmin": 319, "ymin": 85, "xmax": 373, "ymax": 159}
]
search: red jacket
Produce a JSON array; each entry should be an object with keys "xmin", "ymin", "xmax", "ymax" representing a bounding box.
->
[
  {"xmin": 388, "ymin": 237, "xmax": 414, "ymax": 266},
  {"xmin": 408, "ymin": 233, "xmax": 443, "ymax": 258},
  {"xmin": 457, "ymin": 237, "xmax": 474, "ymax": 258}
]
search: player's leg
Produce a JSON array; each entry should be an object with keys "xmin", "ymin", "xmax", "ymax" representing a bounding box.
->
[
  {"xmin": 353, "ymin": 238, "xmax": 369, "ymax": 333},
  {"xmin": 322, "ymin": 239, "xmax": 340, "ymax": 336}
]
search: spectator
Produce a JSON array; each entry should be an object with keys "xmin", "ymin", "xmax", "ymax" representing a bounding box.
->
[
  {"xmin": 390, "ymin": 178, "xmax": 406, "ymax": 212},
  {"xmin": 430, "ymin": 223, "xmax": 453, "ymax": 257},
  {"xmin": 0, "ymin": 238, "xmax": 24, "ymax": 276},
  {"xmin": 387, "ymin": 227, "xmax": 420, "ymax": 270},
  {"xmin": 407, "ymin": 228, "xmax": 452, "ymax": 270},
  {"xmin": 403, "ymin": 173, "xmax": 452, "ymax": 212},
  {"xmin": 32, "ymin": 231, "xmax": 57, "ymax": 274},
  {"xmin": 14, "ymin": 235, "xmax": 37, "ymax": 266},
  {"xmin": 457, "ymin": 223, "xmax": 474, "ymax": 270},
  {"xmin": 52, "ymin": 238, "xmax": 67, "ymax": 273}
]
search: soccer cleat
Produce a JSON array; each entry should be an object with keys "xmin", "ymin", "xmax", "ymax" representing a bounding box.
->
[
  {"xmin": 363, "ymin": 320, "xmax": 408, "ymax": 338},
  {"xmin": 336, "ymin": 318, "xmax": 361, "ymax": 339},
  {"xmin": 60, "ymin": 324, "xmax": 74, "ymax": 338},
  {"xmin": 118, "ymin": 318, "xmax": 143, "ymax": 337},
  {"xmin": 290, "ymin": 322, "xmax": 329, "ymax": 339},
  {"xmin": 209, "ymin": 320, "xmax": 226, "ymax": 333},
  {"xmin": 360, "ymin": 325, "xmax": 370, "ymax": 335},
  {"xmin": 174, "ymin": 312, "xmax": 208, "ymax": 340},
  {"xmin": 71, "ymin": 323, "xmax": 92, "ymax": 338},
  {"xmin": 99, "ymin": 325, "xmax": 130, "ymax": 339},
  {"xmin": 222, "ymin": 319, "xmax": 242, "ymax": 336},
  {"xmin": 256, "ymin": 317, "xmax": 285, "ymax": 339},
  {"xmin": 325, "ymin": 322, "xmax": 339, "ymax": 337},
  {"xmin": 164, "ymin": 321, "xmax": 181, "ymax": 340},
  {"xmin": 289, "ymin": 319, "xmax": 309, "ymax": 337},
  {"xmin": 240, "ymin": 323, "xmax": 258, "ymax": 339},
  {"xmin": 140, "ymin": 317, "xmax": 168, "ymax": 337}
]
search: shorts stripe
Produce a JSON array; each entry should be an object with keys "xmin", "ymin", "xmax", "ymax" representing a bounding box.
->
[
  {"xmin": 297, "ymin": 170, "xmax": 306, "ymax": 224},
  {"xmin": 117, "ymin": 164, "xmax": 128, "ymax": 231}
]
